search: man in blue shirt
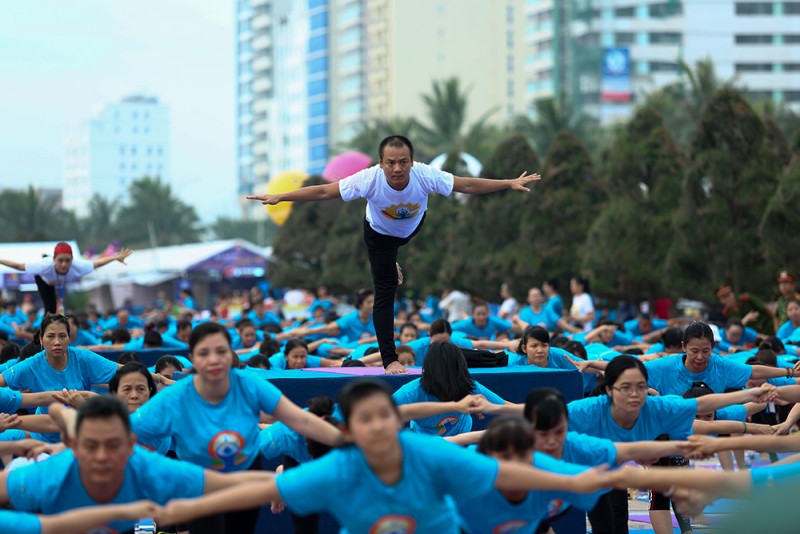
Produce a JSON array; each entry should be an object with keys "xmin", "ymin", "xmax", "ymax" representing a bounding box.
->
[{"xmin": 0, "ymin": 397, "xmax": 272, "ymax": 533}]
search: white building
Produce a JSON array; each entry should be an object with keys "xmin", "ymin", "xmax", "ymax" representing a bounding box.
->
[
  {"xmin": 525, "ymin": 0, "xmax": 800, "ymax": 124},
  {"xmin": 63, "ymin": 95, "xmax": 171, "ymax": 217}
]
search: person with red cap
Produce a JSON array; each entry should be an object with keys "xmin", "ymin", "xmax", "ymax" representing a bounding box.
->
[
  {"xmin": 716, "ymin": 283, "xmax": 775, "ymax": 336},
  {"xmin": 0, "ymin": 242, "xmax": 132, "ymax": 313}
]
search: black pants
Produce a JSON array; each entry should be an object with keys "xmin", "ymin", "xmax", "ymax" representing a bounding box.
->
[
  {"xmin": 587, "ymin": 489, "xmax": 629, "ymax": 534},
  {"xmin": 363, "ymin": 216, "xmax": 425, "ymax": 368},
  {"xmin": 186, "ymin": 457, "xmax": 263, "ymax": 534},
  {"xmin": 283, "ymin": 456, "xmax": 319, "ymax": 533},
  {"xmin": 34, "ymin": 275, "xmax": 58, "ymax": 314},
  {"xmin": 650, "ymin": 455, "xmax": 693, "ymax": 533}
]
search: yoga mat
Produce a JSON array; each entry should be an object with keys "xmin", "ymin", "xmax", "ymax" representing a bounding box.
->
[{"xmin": 301, "ymin": 366, "xmax": 422, "ymax": 376}]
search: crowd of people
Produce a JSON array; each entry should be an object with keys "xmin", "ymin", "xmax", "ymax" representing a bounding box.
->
[{"xmin": 1, "ymin": 136, "xmax": 800, "ymax": 533}]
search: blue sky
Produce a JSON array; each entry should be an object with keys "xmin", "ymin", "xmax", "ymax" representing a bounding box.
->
[{"xmin": 0, "ymin": 0, "xmax": 236, "ymax": 222}]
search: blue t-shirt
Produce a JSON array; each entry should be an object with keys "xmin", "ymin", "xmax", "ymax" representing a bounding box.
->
[
  {"xmin": 457, "ymin": 452, "xmax": 602, "ymax": 534},
  {"xmin": 562, "ymin": 431, "xmax": 619, "ymax": 467},
  {"xmin": 623, "ymin": 318, "xmax": 667, "ymax": 338},
  {"xmin": 268, "ymin": 353, "xmax": 323, "ymax": 370},
  {"xmin": 131, "ymin": 368, "xmax": 282, "ymax": 471},
  {"xmin": 452, "ymin": 316, "xmax": 512, "ymax": 340},
  {"xmin": 0, "ymin": 387, "xmax": 22, "ymax": 414},
  {"xmin": 507, "ymin": 347, "xmax": 597, "ymax": 394},
  {"xmin": 644, "ymin": 354, "xmax": 752, "ymax": 395},
  {"xmin": 716, "ymin": 404, "xmax": 747, "ymax": 422},
  {"xmin": 276, "ymin": 431, "xmax": 499, "ymax": 534},
  {"xmin": 568, "ymin": 395, "xmax": 697, "ymax": 442},
  {"xmin": 335, "ymin": 311, "xmax": 375, "ymax": 344},
  {"xmin": 718, "ymin": 327, "xmax": 759, "ymax": 352},
  {"xmin": 0, "ymin": 510, "xmax": 40, "ymax": 534},
  {"xmin": 545, "ymin": 295, "xmax": 564, "ymax": 320},
  {"xmin": 405, "ymin": 334, "xmax": 473, "ymax": 367},
  {"xmin": 247, "ymin": 309, "xmax": 281, "ymax": 328},
  {"xmin": 70, "ymin": 328, "xmax": 100, "ymax": 347},
  {"xmin": 2, "ymin": 348, "xmax": 118, "ymax": 443},
  {"xmin": 392, "ymin": 378, "xmax": 505, "ymax": 436},
  {"xmin": 519, "ymin": 306, "xmax": 559, "ymax": 331},
  {"xmin": 258, "ymin": 421, "xmax": 313, "ymax": 464},
  {"xmin": 776, "ymin": 321, "xmax": 799, "ymax": 341},
  {"xmin": 7, "ymin": 447, "xmax": 204, "ymax": 533}
]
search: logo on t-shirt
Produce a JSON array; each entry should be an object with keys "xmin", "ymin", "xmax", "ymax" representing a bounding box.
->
[
  {"xmin": 381, "ymin": 203, "xmax": 421, "ymax": 220},
  {"xmin": 208, "ymin": 430, "xmax": 247, "ymax": 470},
  {"xmin": 492, "ymin": 520, "xmax": 529, "ymax": 533},
  {"xmin": 435, "ymin": 415, "xmax": 460, "ymax": 435},
  {"xmin": 369, "ymin": 515, "xmax": 416, "ymax": 534},
  {"xmin": 547, "ymin": 498, "xmax": 566, "ymax": 517}
]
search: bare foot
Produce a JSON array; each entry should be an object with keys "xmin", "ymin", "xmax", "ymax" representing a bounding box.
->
[
  {"xmin": 385, "ymin": 361, "xmax": 408, "ymax": 374},
  {"xmin": 396, "ymin": 262, "xmax": 403, "ymax": 285}
]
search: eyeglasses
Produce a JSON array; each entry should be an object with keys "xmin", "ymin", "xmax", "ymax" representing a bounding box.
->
[{"xmin": 611, "ymin": 385, "xmax": 649, "ymax": 396}]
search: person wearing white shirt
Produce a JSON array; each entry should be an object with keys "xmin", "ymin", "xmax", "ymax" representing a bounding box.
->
[{"xmin": 248, "ymin": 135, "xmax": 541, "ymax": 374}]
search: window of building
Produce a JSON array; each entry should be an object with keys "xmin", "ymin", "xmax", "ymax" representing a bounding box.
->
[
  {"xmin": 784, "ymin": 63, "xmax": 800, "ymax": 71},
  {"xmin": 507, "ymin": 55, "xmax": 514, "ymax": 72},
  {"xmin": 507, "ymin": 4, "xmax": 514, "ymax": 23},
  {"xmin": 649, "ymin": 1, "xmax": 683, "ymax": 17},
  {"xmin": 147, "ymin": 146, "xmax": 152, "ymax": 155},
  {"xmin": 340, "ymin": 74, "xmax": 361, "ymax": 93},
  {"xmin": 615, "ymin": 32, "xmax": 635, "ymax": 45},
  {"xmin": 614, "ymin": 6, "xmax": 635, "ymax": 17},
  {"xmin": 308, "ymin": 78, "xmax": 327, "ymax": 96},
  {"xmin": 131, "ymin": 147, "xmax": 137, "ymax": 156},
  {"xmin": 339, "ymin": 27, "xmax": 361, "ymax": 47},
  {"xmin": 338, "ymin": 2, "xmax": 361, "ymax": 22},
  {"xmin": 339, "ymin": 50, "xmax": 360, "ymax": 70},
  {"xmin": 735, "ymin": 62, "xmax": 773, "ymax": 72},
  {"xmin": 308, "ymin": 0, "xmax": 326, "ymax": 9},
  {"xmin": 310, "ymin": 12, "xmax": 328, "ymax": 30},
  {"xmin": 132, "ymin": 127, "xmax": 138, "ymax": 134},
  {"xmin": 157, "ymin": 146, "xmax": 163, "ymax": 155},
  {"xmin": 119, "ymin": 163, "xmax": 126, "ymax": 170},
  {"xmin": 747, "ymin": 90, "xmax": 773, "ymax": 101},
  {"xmin": 309, "ymin": 100, "xmax": 328, "ymax": 117},
  {"xmin": 340, "ymin": 99, "xmax": 363, "ymax": 116},
  {"xmin": 735, "ymin": 2, "xmax": 773, "ymax": 15},
  {"xmin": 308, "ymin": 123, "xmax": 327, "ymax": 139},
  {"xmin": 310, "ymin": 144, "xmax": 328, "ymax": 161},
  {"xmin": 119, "ymin": 146, "xmax": 125, "ymax": 155},
  {"xmin": 735, "ymin": 34, "xmax": 773, "ymax": 44},
  {"xmin": 785, "ymin": 90, "xmax": 800, "ymax": 102},
  {"xmin": 785, "ymin": 34, "xmax": 800, "ymax": 43},
  {"xmin": 507, "ymin": 80, "xmax": 515, "ymax": 97},
  {"xmin": 309, "ymin": 34, "xmax": 327, "ymax": 53},
  {"xmin": 650, "ymin": 61, "xmax": 679, "ymax": 72},
  {"xmin": 785, "ymin": 2, "xmax": 800, "ymax": 14},
  {"xmin": 308, "ymin": 56, "xmax": 329, "ymax": 74},
  {"xmin": 649, "ymin": 32, "xmax": 682, "ymax": 45}
]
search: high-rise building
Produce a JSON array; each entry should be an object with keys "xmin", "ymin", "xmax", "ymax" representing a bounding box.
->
[
  {"xmin": 235, "ymin": 0, "xmax": 527, "ymax": 218},
  {"xmin": 525, "ymin": 0, "xmax": 800, "ymax": 124},
  {"xmin": 62, "ymin": 95, "xmax": 171, "ymax": 217}
]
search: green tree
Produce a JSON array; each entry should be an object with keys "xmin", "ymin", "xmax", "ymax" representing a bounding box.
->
[
  {"xmin": 511, "ymin": 96, "xmax": 595, "ymax": 156},
  {"xmin": 319, "ymin": 199, "xmax": 372, "ymax": 292},
  {"xmin": 78, "ymin": 195, "xmax": 119, "ymax": 251},
  {"xmin": 115, "ymin": 176, "xmax": 202, "ymax": 248},
  {"xmin": 666, "ymin": 88, "xmax": 782, "ymax": 298},
  {"xmin": 417, "ymin": 77, "xmax": 501, "ymax": 165},
  {"xmin": 438, "ymin": 134, "xmax": 542, "ymax": 298},
  {"xmin": 582, "ymin": 106, "xmax": 685, "ymax": 300},
  {"xmin": 516, "ymin": 131, "xmax": 600, "ymax": 286},
  {"xmin": 211, "ymin": 216, "xmax": 278, "ymax": 247},
  {"xmin": 0, "ymin": 186, "xmax": 70, "ymax": 242},
  {"xmin": 343, "ymin": 117, "xmax": 431, "ymax": 162},
  {"xmin": 760, "ymin": 132, "xmax": 800, "ymax": 272}
]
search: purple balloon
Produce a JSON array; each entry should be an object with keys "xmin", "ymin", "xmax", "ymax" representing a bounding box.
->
[{"xmin": 322, "ymin": 152, "xmax": 372, "ymax": 182}]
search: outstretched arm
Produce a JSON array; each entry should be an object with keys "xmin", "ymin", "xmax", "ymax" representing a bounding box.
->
[
  {"xmin": 40, "ymin": 501, "xmax": 162, "ymax": 534},
  {"xmin": 92, "ymin": 248, "xmax": 132, "ymax": 269},
  {"xmin": 0, "ymin": 259, "xmax": 25, "ymax": 271},
  {"xmin": 247, "ymin": 182, "xmax": 341, "ymax": 204},
  {"xmin": 452, "ymin": 172, "xmax": 540, "ymax": 195}
]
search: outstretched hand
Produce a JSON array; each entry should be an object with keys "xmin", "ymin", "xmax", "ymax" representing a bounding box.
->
[
  {"xmin": 246, "ymin": 194, "xmax": 282, "ymax": 205},
  {"xmin": 508, "ymin": 172, "xmax": 541, "ymax": 192},
  {"xmin": 385, "ymin": 361, "xmax": 408, "ymax": 375}
]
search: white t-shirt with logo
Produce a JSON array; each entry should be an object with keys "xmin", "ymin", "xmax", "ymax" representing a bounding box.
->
[
  {"xmin": 24, "ymin": 257, "xmax": 94, "ymax": 284},
  {"xmin": 338, "ymin": 162, "xmax": 454, "ymax": 238}
]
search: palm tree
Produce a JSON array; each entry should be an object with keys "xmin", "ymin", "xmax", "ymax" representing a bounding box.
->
[
  {"xmin": 79, "ymin": 195, "xmax": 119, "ymax": 251},
  {"xmin": 0, "ymin": 186, "xmax": 65, "ymax": 241},
  {"xmin": 417, "ymin": 78, "xmax": 500, "ymax": 167},
  {"xmin": 512, "ymin": 96, "xmax": 595, "ymax": 155},
  {"xmin": 115, "ymin": 176, "xmax": 202, "ymax": 248},
  {"xmin": 343, "ymin": 117, "xmax": 427, "ymax": 161}
]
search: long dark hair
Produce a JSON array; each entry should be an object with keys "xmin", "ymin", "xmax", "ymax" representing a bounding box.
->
[
  {"xmin": 524, "ymin": 388, "xmax": 568, "ymax": 431},
  {"xmin": 420, "ymin": 342, "xmax": 474, "ymax": 402}
]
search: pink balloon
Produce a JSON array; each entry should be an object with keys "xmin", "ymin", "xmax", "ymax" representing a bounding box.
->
[{"xmin": 322, "ymin": 151, "xmax": 372, "ymax": 182}]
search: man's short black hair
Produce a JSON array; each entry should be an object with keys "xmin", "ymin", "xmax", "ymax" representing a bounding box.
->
[
  {"xmin": 75, "ymin": 396, "xmax": 131, "ymax": 436},
  {"xmin": 379, "ymin": 135, "xmax": 414, "ymax": 160}
]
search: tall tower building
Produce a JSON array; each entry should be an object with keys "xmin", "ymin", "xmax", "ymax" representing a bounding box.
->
[
  {"xmin": 62, "ymin": 95, "xmax": 171, "ymax": 218},
  {"xmin": 525, "ymin": 0, "xmax": 800, "ymax": 124}
]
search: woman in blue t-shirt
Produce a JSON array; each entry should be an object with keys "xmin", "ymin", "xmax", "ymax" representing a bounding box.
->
[
  {"xmin": 456, "ymin": 415, "xmax": 605, "ymax": 534},
  {"xmin": 131, "ymin": 322, "xmax": 343, "ymax": 534},
  {"xmin": 151, "ymin": 378, "xmax": 613, "ymax": 531},
  {"xmin": 392, "ymin": 341, "xmax": 521, "ymax": 436},
  {"xmin": 569, "ymin": 355, "xmax": 776, "ymax": 534},
  {"xmin": 524, "ymin": 387, "xmax": 693, "ymax": 534}
]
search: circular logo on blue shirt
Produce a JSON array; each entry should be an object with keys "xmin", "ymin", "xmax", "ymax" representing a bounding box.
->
[
  {"xmin": 547, "ymin": 498, "xmax": 566, "ymax": 517},
  {"xmin": 208, "ymin": 430, "xmax": 247, "ymax": 470},
  {"xmin": 369, "ymin": 514, "xmax": 417, "ymax": 533},
  {"xmin": 435, "ymin": 415, "xmax": 460, "ymax": 436}
]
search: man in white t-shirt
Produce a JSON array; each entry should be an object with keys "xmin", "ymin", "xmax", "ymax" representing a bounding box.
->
[
  {"xmin": 0, "ymin": 242, "xmax": 132, "ymax": 313},
  {"xmin": 248, "ymin": 135, "xmax": 540, "ymax": 374}
]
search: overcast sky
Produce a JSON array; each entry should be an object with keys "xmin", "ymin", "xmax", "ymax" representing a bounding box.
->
[{"xmin": 0, "ymin": 0, "xmax": 237, "ymax": 222}]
